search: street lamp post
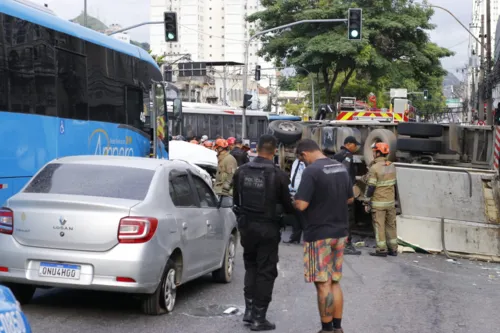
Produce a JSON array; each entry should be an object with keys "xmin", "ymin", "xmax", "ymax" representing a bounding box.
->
[
  {"xmin": 241, "ymin": 18, "xmax": 348, "ymax": 139},
  {"xmin": 84, "ymin": 0, "xmax": 87, "ymax": 27}
]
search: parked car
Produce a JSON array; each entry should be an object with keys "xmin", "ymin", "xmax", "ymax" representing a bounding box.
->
[
  {"xmin": 0, "ymin": 284, "xmax": 32, "ymax": 332},
  {"xmin": 0, "ymin": 156, "xmax": 237, "ymax": 315}
]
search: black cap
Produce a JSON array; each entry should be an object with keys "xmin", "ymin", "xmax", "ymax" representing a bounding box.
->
[{"xmin": 344, "ymin": 136, "xmax": 361, "ymax": 145}]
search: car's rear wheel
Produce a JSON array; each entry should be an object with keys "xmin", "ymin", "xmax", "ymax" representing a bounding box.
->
[
  {"xmin": 141, "ymin": 259, "xmax": 177, "ymax": 315},
  {"xmin": 5, "ymin": 283, "xmax": 36, "ymax": 305},
  {"xmin": 212, "ymin": 234, "xmax": 236, "ymax": 283}
]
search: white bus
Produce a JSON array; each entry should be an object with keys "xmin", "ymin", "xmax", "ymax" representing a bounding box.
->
[{"xmin": 167, "ymin": 102, "xmax": 270, "ymax": 142}]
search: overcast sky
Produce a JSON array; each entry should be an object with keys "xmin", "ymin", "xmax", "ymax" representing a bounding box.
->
[{"xmin": 32, "ymin": 0, "xmax": 471, "ymax": 77}]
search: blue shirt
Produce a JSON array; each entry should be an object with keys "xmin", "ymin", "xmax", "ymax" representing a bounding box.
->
[{"xmin": 289, "ymin": 159, "xmax": 305, "ymax": 193}]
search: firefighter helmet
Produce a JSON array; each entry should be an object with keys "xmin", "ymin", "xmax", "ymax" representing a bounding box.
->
[
  {"xmin": 203, "ymin": 140, "xmax": 213, "ymax": 148},
  {"xmin": 371, "ymin": 142, "xmax": 390, "ymax": 155},
  {"xmin": 214, "ymin": 138, "xmax": 229, "ymax": 149},
  {"xmin": 190, "ymin": 140, "xmax": 199, "ymax": 144},
  {"xmin": 227, "ymin": 137, "xmax": 236, "ymax": 145}
]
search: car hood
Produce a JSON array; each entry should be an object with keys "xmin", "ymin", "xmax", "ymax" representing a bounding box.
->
[{"xmin": 169, "ymin": 140, "xmax": 218, "ymax": 169}]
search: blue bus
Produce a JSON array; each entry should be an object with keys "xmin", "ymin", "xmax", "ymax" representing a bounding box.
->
[{"xmin": 0, "ymin": 0, "xmax": 171, "ymax": 205}]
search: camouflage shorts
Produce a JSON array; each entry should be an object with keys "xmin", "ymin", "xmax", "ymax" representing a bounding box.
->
[{"xmin": 303, "ymin": 237, "xmax": 346, "ymax": 283}]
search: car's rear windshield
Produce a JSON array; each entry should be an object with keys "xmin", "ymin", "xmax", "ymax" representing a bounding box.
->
[{"xmin": 24, "ymin": 163, "xmax": 155, "ymax": 200}]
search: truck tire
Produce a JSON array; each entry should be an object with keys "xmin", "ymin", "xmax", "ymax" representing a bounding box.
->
[
  {"xmin": 397, "ymin": 138, "xmax": 442, "ymax": 153},
  {"xmin": 363, "ymin": 129, "xmax": 397, "ymax": 165},
  {"xmin": 397, "ymin": 123, "xmax": 443, "ymax": 138},
  {"xmin": 268, "ymin": 120, "xmax": 303, "ymax": 144}
]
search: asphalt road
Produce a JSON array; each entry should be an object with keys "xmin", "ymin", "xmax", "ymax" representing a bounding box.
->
[{"xmin": 22, "ymin": 234, "xmax": 500, "ymax": 333}]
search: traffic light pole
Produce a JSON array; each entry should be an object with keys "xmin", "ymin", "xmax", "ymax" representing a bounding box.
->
[
  {"xmin": 107, "ymin": 21, "xmax": 164, "ymax": 36},
  {"xmin": 241, "ymin": 18, "xmax": 347, "ymax": 139}
]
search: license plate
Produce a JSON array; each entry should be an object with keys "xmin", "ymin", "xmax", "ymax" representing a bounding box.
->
[{"xmin": 38, "ymin": 262, "xmax": 81, "ymax": 280}]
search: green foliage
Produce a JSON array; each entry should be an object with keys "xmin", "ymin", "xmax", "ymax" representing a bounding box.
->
[
  {"xmin": 248, "ymin": 0, "xmax": 453, "ymax": 110},
  {"xmin": 284, "ymin": 102, "xmax": 311, "ymax": 116}
]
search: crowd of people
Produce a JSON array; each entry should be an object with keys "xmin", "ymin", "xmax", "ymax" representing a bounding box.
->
[{"xmin": 224, "ymin": 134, "xmax": 398, "ymax": 333}]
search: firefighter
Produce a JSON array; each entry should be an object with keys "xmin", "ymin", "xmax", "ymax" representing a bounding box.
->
[
  {"xmin": 231, "ymin": 138, "xmax": 250, "ymax": 167},
  {"xmin": 333, "ymin": 136, "xmax": 362, "ymax": 255},
  {"xmin": 213, "ymin": 138, "xmax": 238, "ymax": 197},
  {"xmin": 364, "ymin": 142, "xmax": 398, "ymax": 257},
  {"xmin": 233, "ymin": 134, "xmax": 295, "ymax": 331},
  {"xmin": 203, "ymin": 140, "xmax": 213, "ymax": 149}
]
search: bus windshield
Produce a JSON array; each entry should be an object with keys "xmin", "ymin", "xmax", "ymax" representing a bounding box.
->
[{"xmin": 0, "ymin": 0, "xmax": 167, "ymax": 205}]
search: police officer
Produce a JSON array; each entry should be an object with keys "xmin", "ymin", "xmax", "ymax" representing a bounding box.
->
[
  {"xmin": 364, "ymin": 142, "xmax": 398, "ymax": 257},
  {"xmin": 233, "ymin": 134, "xmax": 294, "ymax": 331},
  {"xmin": 283, "ymin": 157, "xmax": 306, "ymax": 244},
  {"xmin": 333, "ymin": 136, "xmax": 362, "ymax": 255},
  {"xmin": 213, "ymin": 138, "xmax": 238, "ymax": 197},
  {"xmin": 231, "ymin": 138, "xmax": 251, "ymax": 167}
]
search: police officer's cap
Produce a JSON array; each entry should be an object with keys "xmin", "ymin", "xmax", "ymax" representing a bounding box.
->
[{"xmin": 344, "ymin": 136, "xmax": 361, "ymax": 146}]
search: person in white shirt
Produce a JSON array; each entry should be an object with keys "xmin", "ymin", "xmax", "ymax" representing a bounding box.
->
[{"xmin": 284, "ymin": 158, "xmax": 306, "ymax": 244}]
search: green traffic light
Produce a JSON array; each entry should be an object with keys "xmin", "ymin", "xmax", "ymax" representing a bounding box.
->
[
  {"xmin": 167, "ymin": 32, "xmax": 175, "ymax": 40},
  {"xmin": 350, "ymin": 30, "xmax": 359, "ymax": 38}
]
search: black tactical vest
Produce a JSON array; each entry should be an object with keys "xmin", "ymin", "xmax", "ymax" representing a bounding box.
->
[{"xmin": 238, "ymin": 161, "xmax": 277, "ymax": 220}]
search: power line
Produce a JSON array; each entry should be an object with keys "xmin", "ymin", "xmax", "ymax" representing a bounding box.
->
[{"xmin": 446, "ymin": 39, "xmax": 469, "ymax": 49}]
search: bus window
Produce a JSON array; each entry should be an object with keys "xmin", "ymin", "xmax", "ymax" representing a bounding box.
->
[
  {"xmin": 126, "ymin": 88, "xmax": 143, "ymax": 129},
  {"xmin": 223, "ymin": 115, "xmax": 235, "ymax": 138},
  {"xmin": 198, "ymin": 113, "xmax": 210, "ymax": 137},
  {"xmin": 235, "ymin": 116, "xmax": 242, "ymax": 139},
  {"xmin": 183, "ymin": 114, "xmax": 197, "ymax": 138},
  {"xmin": 56, "ymin": 49, "xmax": 89, "ymax": 120},
  {"xmin": 247, "ymin": 117, "xmax": 258, "ymax": 141},
  {"xmin": 210, "ymin": 115, "xmax": 222, "ymax": 138},
  {"xmin": 257, "ymin": 118, "xmax": 267, "ymax": 137}
]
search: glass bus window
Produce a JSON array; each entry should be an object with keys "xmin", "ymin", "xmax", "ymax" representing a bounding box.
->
[
  {"xmin": 223, "ymin": 115, "xmax": 235, "ymax": 138},
  {"xmin": 126, "ymin": 88, "xmax": 144, "ymax": 129},
  {"xmin": 56, "ymin": 49, "xmax": 88, "ymax": 120},
  {"xmin": 34, "ymin": 27, "xmax": 56, "ymax": 116},
  {"xmin": 257, "ymin": 118, "xmax": 267, "ymax": 138},
  {"xmin": 87, "ymin": 43, "xmax": 125, "ymax": 123},
  {"xmin": 235, "ymin": 116, "xmax": 242, "ymax": 139},
  {"xmin": 7, "ymin": 19, "xmax": 36, "ymax": 114},
  {"xmin": 183, "ymin": 114, "xmax": 197, "ymax": 139},
  {"xmin": 210, "ymin": 115, "xmax": 222, "ymax": 139},
  {"xmin": 116, "ymin": 52, "xmax": 133, "ymax": 83},
  {"xmin": 198, "ymin": 113, "xmax": 210, "ymax": 138},
  {"xmin": 54, "ymin": 33, "xmax": 84, "ymax": 54},
  {"xmin": 247, "ymin": 117, "xmax": 258, "ymax": 141}
]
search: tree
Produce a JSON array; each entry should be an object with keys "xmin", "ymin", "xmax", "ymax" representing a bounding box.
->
[
  {"xmin": 148, "ymin": 50, "xmax": 165, "ymax": 67},
  {"xmin": 248, "ymin": 0, "xmax": 453, "ymax": 106},
  {"xmin": 284, "ymin": 102, "xmax": 311, "ymax": 116}
]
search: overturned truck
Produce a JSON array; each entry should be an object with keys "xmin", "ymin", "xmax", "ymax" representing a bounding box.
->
[{"xmin": 269, "ymin": 119, "xmax": 500, "ymax": 259}]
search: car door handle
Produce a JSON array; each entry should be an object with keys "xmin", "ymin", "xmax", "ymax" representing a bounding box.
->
[{"xmin": 182, "ymin": 222, "xmax": 188, "ymax": 230}]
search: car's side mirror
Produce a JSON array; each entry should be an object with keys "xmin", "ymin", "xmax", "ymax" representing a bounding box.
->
[{"xmin": 218, "ymin": 196, "xmax": 233, "ymax": 208}]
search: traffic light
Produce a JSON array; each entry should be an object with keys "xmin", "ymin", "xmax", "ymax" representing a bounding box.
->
[
  {"xmin": 164, "ymin": 65, "xmax": 173, "ymax": 82},
  {"xmin": 164, "ymin": 12, "xmax": 178, "ymax": 42},
  {"xmin": 243, "ymin": 93, "xmax": 253, "ymax": 108},
  {"xmin": 423, "ymin": 89, "xmax": 429, "ymax": 100},
  {"xmin": 255, "ymin": 65, "xmax": 261, "ymax": 81},
  {"xmin": 348, "ymin": 8, "xmax": 362, "ymax": 40}
]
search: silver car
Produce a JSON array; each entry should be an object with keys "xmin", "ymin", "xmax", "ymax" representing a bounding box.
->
[{"xmin": 0, "ymin": 156, "xmax": 237, "ymax": 315}]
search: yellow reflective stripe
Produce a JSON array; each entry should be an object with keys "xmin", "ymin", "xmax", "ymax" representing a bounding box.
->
[
  {"xmin": 394, "ymin": 113, "xmax": 403, "ymax": 121},
  {"xmin": 367, "ymin": 178, "xmax": 377, "ymax": 186},
  {"xmin": 357, "ymin": 111, "xmax": 365, "ymax": 117},
  {"xmin": 371, "ymin": 201, "xmax": 395, "ymax": 208},
  {"xmin": 376, "ymin": 179, "xmax": 396, "ymax": 186},
  {"xmin": 341, "ymin": 112, "xmax": 353, "ymax": 120},
  {"xmin": 381, "ymin": 113, "xmax": 389, "ymax": 118}
]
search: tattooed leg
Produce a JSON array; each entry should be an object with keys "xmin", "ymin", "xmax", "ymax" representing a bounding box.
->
[{"xmin": 315, "ymin": 281, "xmax": 334, "ymax": 323}]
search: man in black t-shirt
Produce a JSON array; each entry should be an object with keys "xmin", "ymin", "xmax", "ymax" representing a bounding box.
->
[{"xmin": 294, "ymin": 139, "xmax": 354, "ymax": 333}]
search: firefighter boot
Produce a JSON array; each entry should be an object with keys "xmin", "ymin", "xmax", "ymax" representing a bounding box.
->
[
  {"xmin": 344, "ymin": 241, "xmax": 361, "ymax": 255},
  {"xmin": 250, "ymin": 306, "xmax": 276, "ymax": 331},
  {"xmin": 243, "ymin": 298, "xmax": 253, "ymax": 323}
]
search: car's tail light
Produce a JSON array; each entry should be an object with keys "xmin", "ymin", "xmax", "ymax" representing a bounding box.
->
[
  {"xmin": 0, "ymin": 208, "xmax": 13, "ymax": 235},
  {"xmin": 118, "ymin": 217, "xmax": 158, "ymax": 243}
]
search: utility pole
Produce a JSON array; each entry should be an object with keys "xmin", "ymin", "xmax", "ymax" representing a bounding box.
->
[
  {"xmin": 84, "ymin": 0, "xmax": 87, "ymax": 28},
  {"xmin": 479, "ymin": 15, "xmax": 485, "ymax": 122},
  {"xmin": 486, "ymin": 0, "xmax": 493, "ymax": 125},
  {"xmin": 222, "ymin": 66, "xmax": 228, "ymax": 106}
]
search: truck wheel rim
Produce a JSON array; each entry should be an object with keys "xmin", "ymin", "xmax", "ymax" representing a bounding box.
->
[{"xmin": 278, "ymin": 122, "xmax": 297, "ymax": 132}]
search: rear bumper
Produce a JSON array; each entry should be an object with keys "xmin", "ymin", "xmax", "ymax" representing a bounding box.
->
[{"xmin": 0, "ymin": 235, "xmax": 165, "ymax": 294}]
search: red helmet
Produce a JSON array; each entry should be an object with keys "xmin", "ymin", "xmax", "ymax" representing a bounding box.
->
[
  {"xmin": 203, "ymin": 140, "xmax": 213, "ymax": 148},
  {"xmin": 227, "ymin": 137, "xmax": 236, "ymax": 145},
  {"xmin": 214, "ymin": 138, "xmax": 229, "ymax": 149},
  {"xmin": 371, "ymin": 142, "xmax": 390, "ymax": 155}
]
